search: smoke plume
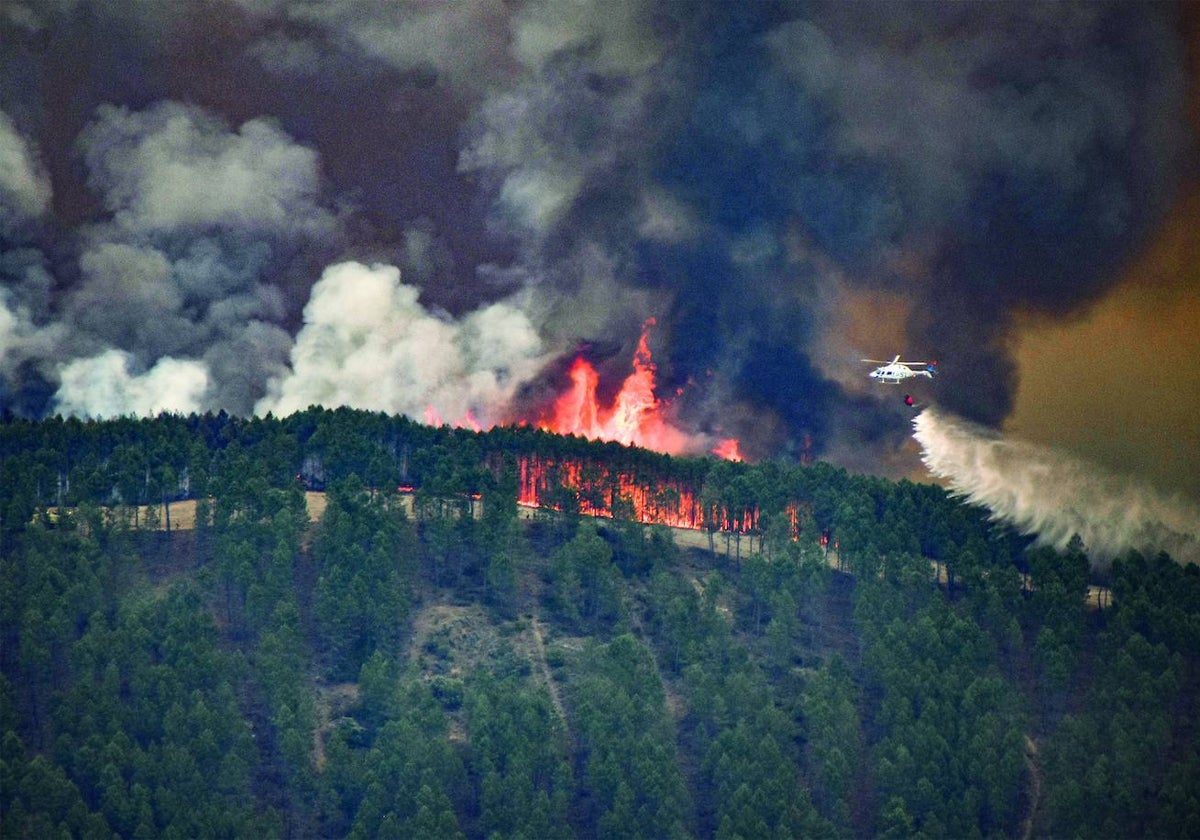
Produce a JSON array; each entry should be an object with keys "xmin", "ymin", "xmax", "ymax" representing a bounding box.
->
[
  {"xmin": 913, "ymin": 409, "xmax": 1200, "ymax": 566},
  {"xmin": 55, "ymin": 350, "xmax": 209, "ymax": 418},
  {"xmin": 257, "ymin": 261, "xmax": 548, "ymax": 425},
  {"xmin": 0, "ymin": 1, "xmax": 1193, "ymax": 480}
]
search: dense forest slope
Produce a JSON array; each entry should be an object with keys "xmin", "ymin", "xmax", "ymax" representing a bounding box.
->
[{"xmin": 2, "ymin": 408, "xmax": 1199, "ymax": 839}]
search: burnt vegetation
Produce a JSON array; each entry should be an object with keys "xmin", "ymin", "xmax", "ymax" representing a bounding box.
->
[{"xmin": 2, "ymin": 407, "xmax": 1199, "ymax": 839}]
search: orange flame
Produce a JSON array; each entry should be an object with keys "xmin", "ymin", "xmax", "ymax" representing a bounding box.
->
[
  {"xmin": 515, "ymin": 454, "xmax": 760, "ymax": 531},
  {"xmin": 420, "ymin": 318, "xmax": 743, "ymax": 462},
  {"xmin": 424, "ymin": 405, "xmax": 483, "ymax": 432},
  {"xmin": 711, "ymin": 438, "xmax": 743, "ymax": 462},
  {"xmin": 540, "ymin": 319, "xmax": 737, "ymax": 457},
  {"xmin": 509, "ymin": 454, "xmax": 828, "ymax": 541}
]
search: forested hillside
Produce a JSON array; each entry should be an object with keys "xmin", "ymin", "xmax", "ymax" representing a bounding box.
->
[{"xmin": 2, "ymin": 408, "xmax": 1199, "ymax": 839}]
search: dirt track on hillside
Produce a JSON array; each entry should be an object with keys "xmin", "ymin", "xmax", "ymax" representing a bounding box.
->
[{"xmin": 64, "ymin": 492, "xmax": 1108, "ymax": 608}]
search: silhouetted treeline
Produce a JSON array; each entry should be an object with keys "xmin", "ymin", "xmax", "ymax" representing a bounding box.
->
[{"xmin": 2, "ymin": 407, "xmax": 1198, "ymax": 838}]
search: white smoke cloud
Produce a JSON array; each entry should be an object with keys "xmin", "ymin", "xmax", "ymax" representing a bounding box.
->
[
  {"xmin": 0, "ymin": 109, "xmax": 51, "ymax": 222},
  {"xmin": 256, "ymin": 261, "xmax": 548, "ymax": 424},
  {"xmin": 54, "ymin": 350, "xmax": 210, "ymax": 418},
  {"xmin": 913, "ymin": 408, "xmax": 1200, "ymax": 565},
  {"xmin": 79, "ymin": 101, "xmax": 335, "ymax": 238}
]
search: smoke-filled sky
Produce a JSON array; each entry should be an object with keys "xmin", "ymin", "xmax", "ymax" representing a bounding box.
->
[{"xmin": 1, "ymin": 0, "xmax": 1197, "ymax": 501}]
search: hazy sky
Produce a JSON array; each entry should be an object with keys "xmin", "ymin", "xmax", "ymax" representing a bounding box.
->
[
  {"xmin": 1, "ymin": 0, "xmax": 1196, "ymax": 499},
  {"xmin": 1008, "ymin": 181, "xmax": 1200, "ymax": 500}
]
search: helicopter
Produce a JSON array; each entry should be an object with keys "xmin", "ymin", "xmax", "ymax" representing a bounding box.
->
[{"xmin": 862, "ymin": 355, "xmax": 937, "ymax": 384}]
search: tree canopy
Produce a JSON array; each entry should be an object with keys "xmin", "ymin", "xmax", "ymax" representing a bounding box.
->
[{"xmin": 2, "ymin": 407, "xmax": 1198, "ymax": 838}]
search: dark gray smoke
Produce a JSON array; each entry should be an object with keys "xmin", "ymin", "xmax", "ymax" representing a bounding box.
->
[{"xmin": 0, "ymin": 1, "xmax": 1191, "ymax": 472}]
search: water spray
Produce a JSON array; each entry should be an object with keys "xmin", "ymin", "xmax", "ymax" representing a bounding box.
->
[{"xmin": 912, "ymin": 408, "xmax": 1200, "ymax": 566}]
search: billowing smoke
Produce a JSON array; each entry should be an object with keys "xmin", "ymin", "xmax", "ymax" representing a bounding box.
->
[
  {"xmin": 0, "ymin": 95, "xmax": 341, "ymax": 417},
  {"xmin": 0, "ymin": 1, "xmax": 1193, "ymax": 478},
  {"xmin": 78, "ymin": 102, "xmax": 336, "ymax": 240},
  {"xmin": 55, "ymin": 350, "xmax": 209, "ymax": 418},
  {"xmin": 257, "ymin": 261, "xmax": 547, "ymax": 425},
  {"xmin": 913, "ymin": 409, "xmax": 1200, "ymax": 566}
]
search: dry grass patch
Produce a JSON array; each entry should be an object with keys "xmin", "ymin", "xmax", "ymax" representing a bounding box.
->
[
  {"xmin": 305, "ymin": 491, "xmax": 327, "ymax": 522},
  {"xmin": 407, "ymin": 603, "xmax": 519, "ymax": 678}
]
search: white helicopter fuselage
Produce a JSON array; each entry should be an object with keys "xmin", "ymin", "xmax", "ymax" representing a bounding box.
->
[{"xmin": 865, "ymin": 355, "xmax": 935, "ymax": 384}]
